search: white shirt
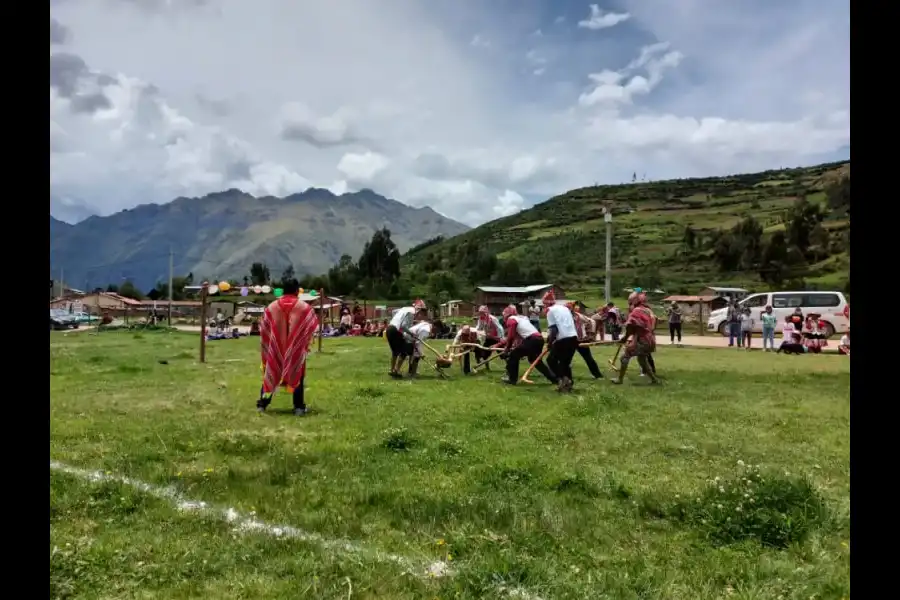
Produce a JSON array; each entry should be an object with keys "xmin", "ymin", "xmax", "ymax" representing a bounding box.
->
[
  {"xmin": 781, "ymin": 322, "xmax": 796, "ymax": 342},
  {"xmin": 507, "ymin": 315, "xmax": 539, "ymax": 339},
  {"xmin": 407, "ymin": 322, "xmax": 432, "ymax": 356},
  {"xmin": 546, "ymin": 304, "xmax": 578, "ymax": 339},
  {"xmin": 839, "ymin": 335, "xmax": 850, "ymax": 348},
  {"xmin": 390, "ymin": 306, "xmax": 416, "ymax": 330}
]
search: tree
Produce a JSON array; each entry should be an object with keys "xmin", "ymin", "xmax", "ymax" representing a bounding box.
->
[
  {"xmin": 281, "ymin": 264, "xmax": 296, "ymax": 283},
  {"xmin": 634, "ymin": 265, "xmax": 662, "ymax": 291},
  {"xmin": 759, "ymin": 231, "xmax": 789, "ymax": 284},
  {"xmin": 105, "ymin": 284, "xmax": 119, "ymax": 293},
  {"xmin": 357, "ymin": 228, "xmax": 401, "ymax": 292},
  {"xmin": 712, "ymin": 232, "xmax": 741, "ymax": 272},
  {"xmin": 118, "ymin": 280, "xmax": 143, "ymax": 300},
  {"xmin": 785, "ymin": 198, "xmax": 825, "ymax": 254},
  {"xmin": 683, "ymin": 226, "xmax": 697, "ymax": 252},
  {"xmin": 808, "ymin": 224, "xmax": 831, "ymax": 262},
  {"xmin": 327, "ymin": 254, "xmax": 360, "ymax": 296},
  {"xmin": 527, "ymin": 265, "xmax": 547, "ymax": 283},
  {"xmin": 494, "ymin": 258, "xmax": 522, "ymax": 285},
  {"xmin": 826, "ymin": 176, "xmax": 850, "ymax": 215},
  {"xmin": 250, "ymin": 262, "xmax": 270, "ymax": 286}
]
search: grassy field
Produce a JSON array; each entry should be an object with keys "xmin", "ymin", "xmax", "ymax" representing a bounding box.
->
[{"xmin": 51, "ymin": 330, "xmax": 850, "ymax": 600}]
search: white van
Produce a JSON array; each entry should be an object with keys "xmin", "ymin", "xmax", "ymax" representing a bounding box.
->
[{"xmin": 707, "ymin": 291, "xmax": 850, "ymax": 337}]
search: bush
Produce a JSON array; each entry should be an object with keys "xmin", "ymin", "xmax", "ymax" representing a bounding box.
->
[
  {"xmin": 380, "ymin": 427, "xmax": 416, "ymax": 452},
  {"xmin": 674, "ymin": 463, "xmax": 829, "ymax": 548}
]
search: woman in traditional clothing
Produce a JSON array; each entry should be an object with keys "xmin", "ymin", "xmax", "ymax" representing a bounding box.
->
[
  {"xmin": 612, "ymin": 291, "xmax": 659, "ymax": 384},
  {"xmin": 474, "ymin": 305, "xmax": 504, "ymax": 369},
  {"xmin": 802, "ymin": 312, "xmax": 829, "ymax": 354}
]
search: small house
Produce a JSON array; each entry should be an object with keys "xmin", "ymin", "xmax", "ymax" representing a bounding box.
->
[
  {"xmin": 474, "ymin": 284, "xmax": 564, "ymax": 314},
  {"xmin": 439, "ymin": 300, "xmax": 476, "ymax": 318},
  {"xmin": 662, "ymin": 295, "xmax": 728, "ymax": 321}
]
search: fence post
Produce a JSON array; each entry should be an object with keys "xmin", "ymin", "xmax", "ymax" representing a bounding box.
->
[{"xmin": 199, "ymin": 283, "xmax": 209, "ymax": 363}]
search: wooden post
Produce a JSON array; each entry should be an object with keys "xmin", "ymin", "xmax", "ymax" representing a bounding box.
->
[
  {"xmin": 199, "ymin": 283, "xmax": 209, "ymax": 363},
  {"xmin": 699, "ymin": 303, "xmax": 705, "ymax": 336},
  {"xmin": 317, "ymin": 289, "xmax": 325, "ymax": 353}
]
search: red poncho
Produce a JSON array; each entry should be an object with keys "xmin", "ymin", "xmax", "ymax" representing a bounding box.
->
[{"xmin": 260, "ymin": 295, "xmax": 319, "ymax": 394}]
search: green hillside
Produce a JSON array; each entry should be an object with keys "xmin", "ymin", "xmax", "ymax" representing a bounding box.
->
[{"xmin": 402, "ymin": 161, "xmax": 850, "ymax": 296}]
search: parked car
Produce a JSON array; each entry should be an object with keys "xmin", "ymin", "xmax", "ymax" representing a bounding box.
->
[
  {"xmin": 707, "ymin": 291, "xmax": 849, "ymax": 337},
  {"xmin": 50, "ymin": 309, "xmax": 79, "ymax": 330}
]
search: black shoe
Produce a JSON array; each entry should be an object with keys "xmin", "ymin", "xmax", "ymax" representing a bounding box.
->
[
  {"xmin": 293, "ymin": 407, "xmax": 308, "ymax": 416},
  {"xmin": 500, "ymin": 376, "xmax": 516, "ymax": 385},
  {"xmin": 257, "ymin": 405, "xmax": 266, "ymax": 413},
  {"xmin": 389, "ymin": 371, "xmax": 402, "ymax": 379}
]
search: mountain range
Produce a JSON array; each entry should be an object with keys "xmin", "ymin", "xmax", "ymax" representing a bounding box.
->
[{"xmin": 49, "ymin": 188, "xmax": 469, "ymax": 291}]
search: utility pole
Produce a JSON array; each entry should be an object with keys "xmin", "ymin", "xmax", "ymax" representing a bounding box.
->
[
  {"xmin": 604, "ymin": 208, "xmax": 613, "ymax": 304},
  {"xmin": 167, "ymin": 247, "xmax": 174, "ymax": 326}
]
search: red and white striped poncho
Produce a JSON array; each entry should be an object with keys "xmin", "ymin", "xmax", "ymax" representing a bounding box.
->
[{"xmin": 260, "ymin": 295, "xmax": 319, "ymax": 394}]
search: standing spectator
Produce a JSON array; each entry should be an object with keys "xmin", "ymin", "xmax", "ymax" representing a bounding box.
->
[
  {"xmin": 739, "ymin": 307, "xmax": 755, "ymax": 350},
  {"xmin": 760, "ymin": 305, "xmax": 778, "ymax": 352},
  {"xmin": 528, "ymin": 300, "xmax": 542, "ymax": 333},
  {"xmin": 727, "ymin": 299, "xmax": 742, "ymax": 347},
  {"xmin": 666, "ymin": 301, "xmax": 683, "ymax": 344}
]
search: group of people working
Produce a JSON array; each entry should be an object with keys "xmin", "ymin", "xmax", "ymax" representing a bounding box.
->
[{"xmin": 384, "ymin": 290, "xmax": 660, "ymax": 391}]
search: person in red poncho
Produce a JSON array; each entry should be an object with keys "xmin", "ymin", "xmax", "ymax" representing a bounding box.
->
[
  {"xmin": 612, "ymin": 291, "xmax": 659, "ymax": 385},
  {"xmin": 256, "ymin": 279, "xmax": 319, "ymax": 415}
]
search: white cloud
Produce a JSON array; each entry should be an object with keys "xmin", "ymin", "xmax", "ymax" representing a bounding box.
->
[
  {"xmin": 494, "ymin": 190, "xmax": 525, "ymax": 217},
  {"xmin": 579, "ymin": 42, "xmax": 683, "ymax": 107},
  {"xmin": 337, "ymin": 151, "xmax": 390, "ymax": 184},
  {"xmin": 49, "ymin": 0, "xmax": 849, "ymax": 227},
  {"xmin": 578, "ymin": 5, "xmax": 631, "ymax": 31}
]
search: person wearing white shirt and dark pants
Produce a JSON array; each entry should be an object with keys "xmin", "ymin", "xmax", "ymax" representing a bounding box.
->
[
  {"xmin": 386, "ymin": 300, "xmax": 427, "ymax": 378},
  {"xmin": 543, "ymin": 291, "xmax": 579, "ymax": 392},
  {"xmin": 491, "ymin": 305, "xmax": 558, "ymax": 386}
]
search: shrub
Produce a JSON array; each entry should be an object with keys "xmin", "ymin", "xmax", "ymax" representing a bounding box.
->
[
  {"xmin": 380, "ymin": 427, "xmax": 416, "ymax": 452},
  {"xmin": 674, "ymin": 463, "xmax": 829, "ymax": 548}
]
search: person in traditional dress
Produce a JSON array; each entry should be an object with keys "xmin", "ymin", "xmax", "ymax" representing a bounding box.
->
[
  {"xmin": 777, "ymin": 315, "xmax": 805, "ymax": 354},
  {"xmin": 604, "ymin": 302, "xmax": 622, "ymax": 341},
  {"xmin": 544, "ymin": 290, "xmax": 579, "ymax": 392},
  {"xmin": 569, "ymin": 302, "xmax": 603, "ymax": 379},
  {"xmin": 452, "ymin": 324, "xmax": 479, "ymax": 374},
  {"xmin": 802, "ymin": 312, "xmax": 828, "ymax": 354},
  {"xmin": 474, "ymin": 305, "xmax": 504, "ymax": 369},
  {"xmin": 257, "ymin": 279, "xmax": 320, "ymax": 415},
  {"xmin": 491, "ymin": 305, "xmax": 558, "ymax": 386},
  {"xmin": 838, "ymin": 331, "xmax": 850, "ymax": 356},
  {"xmin": 612, "ymin": 291, "xmax": 659, "ymax": 384},
  {"xmin": 385, "ymin": 299, "xmax": 427, "ymax": 378},
  {"xmin": 406, "ymin": 317, "xmax": 433, "ymax": 377}
]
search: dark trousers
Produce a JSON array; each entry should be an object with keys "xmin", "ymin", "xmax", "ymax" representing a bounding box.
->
[
  {"xmin": 462, "ymin": 352, "xmax": 472, "ymax": 374},
  {"xmin": 474, "ymin": 336, "xmax": 499, "ymax": 366},
  {"xmin": 506, "ymin": 336, "xmax": 557, "ymax": 383},
  {"xmin": 669, "ymin": 322, "xmax": 682, "ymax": 342},
  {"xmin": 257, "ymin": 376, "xmax": 305, "ymax": 410},
  {"xmin": 547, "ymin": 336, "xmax": 579, "ymax": 381},
  {"xmin": 576, "ymin": 345, "xmax": 603, "ymax": 378}
]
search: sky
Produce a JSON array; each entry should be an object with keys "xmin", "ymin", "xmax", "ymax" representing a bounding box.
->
[{"xmin": 49, "ymin": 0, "xmax": 850, "ymax": 226}]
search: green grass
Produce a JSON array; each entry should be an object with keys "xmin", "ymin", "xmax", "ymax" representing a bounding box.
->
[{"xmin": 51, "ymin": 331, "xmax": 850, "ymax": 600}]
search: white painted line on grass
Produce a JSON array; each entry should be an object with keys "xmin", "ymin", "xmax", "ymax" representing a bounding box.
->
[{"xmin": 50, "ymin": 461, "xmax": 546, "ymax": 599}]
